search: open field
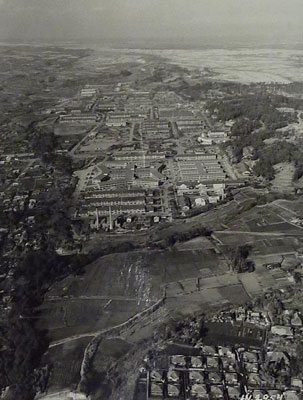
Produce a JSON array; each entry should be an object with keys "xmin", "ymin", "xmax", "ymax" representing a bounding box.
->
[
  {"xmin": 203, "ymin": 322, "xmax": 266, "ymax": 347},
  {"xmin": 272, "ymin": 162, "xmax": 296, "ymax": 193},
  {"xmin": 40, "ymin": 187, "xmax": 303, "ymax": 396},
  {"xmin": 133, "ymin": 48, "xmax": 303, "ymax": 83},
  {"xmin": 41, "ymin": 191, "xmax": 303, "ymax": 343},
  {"xmin": 41, "ymin": 249, "xmax": 228, "ymax": 341},
  {"xmin": 43, "ymin": 337, "xmax": 90, "ymax": 393}
]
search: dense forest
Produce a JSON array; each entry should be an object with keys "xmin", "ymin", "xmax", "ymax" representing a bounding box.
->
[{"xmin": 207, "ymin": 91, "xmax": 303, "ymax": 180}]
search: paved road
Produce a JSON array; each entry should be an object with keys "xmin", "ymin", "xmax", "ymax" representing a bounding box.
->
[
  {"xmin": 214, "ymin": 230, "xmax": 303, "ymax": 237},
  {"xmin": 170, "ymin": 121, "xmax": 179, "ymax": 138},
  {"xmin": 69, "ymin": 125, "xmax": 98, "ymax": 156},
  {"xmin": 129, "ymin": 122, "xmax": 137, "ymax": 142},
  {"xmin": 46, "ymin": 295, "xmax": 137, "ymax": 301},
  {"xmin": 270, "ymin": 200, "xmax": 299, "ymax": 216},
  {"xmin": 5, "ymin": 158, "xmax": 37, "ymax": 191},
  {"xmin": 49, "ymin": 331, "xmax": 101, "ymax": 348},
  {"xmin": 215, "ymin": 145, "xmax": 240, "ymax": 180}
]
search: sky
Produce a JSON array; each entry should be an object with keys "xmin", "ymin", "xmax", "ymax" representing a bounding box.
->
[{"xmin": 0, "ymin": 0, "xmax": 302, "ymax": 47}]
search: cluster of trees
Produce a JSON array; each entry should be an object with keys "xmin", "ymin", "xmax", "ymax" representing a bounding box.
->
[
  {"xmin": 0, "ymin": 146, "xmax": 77, "ymax": 397},
  {"xmin": 290, "ymin": 342, "xmax": 303, "ymax": 376},
  {"xmin": 31, "ymin": 128, "xmax": 57, "ymax": 157},
  {"xmin": 293, "ymin": 161, "xmax": 303, "ymax": 182},
  {"xmin": 30, "ymin": 127, "xmax": 73, "ymax": 175},
  {"xmin": 150, "ymin": 225, "xmax": 212, "ymax": 248},
  {"xmin": 160, "ymin": 315, "xmax": 207, "ymax": 346},
  {"xmin": 208, "ymin": 92, "xmax": 302, "ymax": 170},
  {"xmin": 0, "ymin": 249, "xmax": 82, "ymax": 398},
  {"xmin": 253, "ymin": 141, "xmax": 303, "ymax": 180},
  {"xmin": 231, "ymin": 118, "xmax": 261, "ymax": 137},
  {"xmin": 282, "ymin": 82, "xmax": 303, "ymax": 97},
  {"xmin": 208, "ymin": 93, "xmax": 297, "ymax": 131},
  {"xmin": 227, "ymin": 244, "xmax": 254, "ymax": 273}
]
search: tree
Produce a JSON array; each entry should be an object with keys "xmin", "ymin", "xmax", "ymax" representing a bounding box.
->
[
  {"xmin": 230, "ymin": 245, "xmax": 252, "ymax": 273},
  {"xmin": 32, "ymin": 129, "xmax": 57, "ymax": 157}
]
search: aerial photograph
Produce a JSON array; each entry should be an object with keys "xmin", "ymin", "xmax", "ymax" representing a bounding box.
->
[{"xmin": 1, "ymin": 1, "xmax": 303, "ymax": 399}]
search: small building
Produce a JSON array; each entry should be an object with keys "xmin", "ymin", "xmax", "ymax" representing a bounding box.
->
[
  {"xmin": 167, "ymin": 369, "xmax": 179, "ymax": 383},
  {"xmin": 191, "ymin": 384, "xmax": 208, "ymax": 399},
  {"xmin": 291, "ymin": 312, "xmax": 302, "ymax": 327},
  {"xmin": 291, "ymin": 378, "xmax": 303, "ymax": 390},
  {"xmin": 248, "ymin": 373, "xmax": 262, "ymax": 386},
  {"xmin": 209, "ymin": 385, "xmax": 224, "ymax": 399},
  {"xmin": 284, "ymin": 391, "xmax": 300, "ymax": 400},
  {"xmin": 225, "ymin": 373, "xmax": 238, "ymax": 385},
  {"xmin": 170, "ymin": 355, "xmax": 186, "ymax": 367},
  {"xmin": 167, "ymin": 384, "xmax": 179, "ymax": 398},
  {"xmin": 208, "ymin": 195, "xmax": 220, "ymax": 204},
  {"xmin": 190, "ymin": 356, "xmax": 204, "ymax": 368},
  {"xmin": 227, "ymin": 387, "xmax": 241, "ymax": 400},
  {"xmin": 222, "ymin": 359, "xmax": 236, "ymax": 372},
  {"xmin": 189, "ymin": 371, "xmax": 204, "ymax": 384},
  {"xmin": 271, "ymin": 325, "xmax": 293, "ymax": 338},
  {"xmin": 208, "ymin": 372, "xmax": 222, "ymax": 384},
  {"xmin": 201, "ymin": 345, "xmax": 217, "ymax": 356},
  {"xmin": 194, "ymin": 197, "xmax": 206, "ymax": 207},
  {"xmin": 244, "ymin": 362, "xmax": 259, "ymax": 373},
  {"xmin": 150, "ymin": 382, "xmax": 163, "ymax": 398},
  {"xmin": 242, "ymin": 351, "xmax": 258, "ymax": 363},
  {"xmin": 208, "ymin": 131, "xmax": 227, "ymax": 143},
  {"xmin": 218, "ymin": 346, "xmax": 235, "ymax": 359},
  {"xmin": 150, "ymin": 370, "xmax": 163, "ymax": 382},
  {"xmin": 206, "ymin": 357, "xmax": 219, "ymax": 370}
]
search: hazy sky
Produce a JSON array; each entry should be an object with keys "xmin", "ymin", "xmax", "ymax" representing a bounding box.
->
[{"xmin": 0, "ymin": 0, "xmax": 302, "ymax": 46}]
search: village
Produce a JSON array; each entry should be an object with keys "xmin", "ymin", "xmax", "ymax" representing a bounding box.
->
[{"xmin": 135, "ymin": 287, "xmax": 303, "ymax": 400}]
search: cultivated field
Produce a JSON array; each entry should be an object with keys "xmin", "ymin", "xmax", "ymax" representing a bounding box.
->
[
  {"xmin": 43, "ymin": 337, "xmax": 90, "ymax": 393},
  {"xmin": 40, "ymin": 249, "xmax": 228, "ymax": 341}
]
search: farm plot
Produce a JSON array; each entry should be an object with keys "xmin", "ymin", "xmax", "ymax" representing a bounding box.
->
[
  {"xmin": 203, "ymin": 322, "xmax": 265, "ymax": 347},
  {"xmin": 42, "ymin": 250, "xmax": 229, "ymax": 342},
  {"xmin": 43, "ymin": 337, "xmax": 90, "ymax": 393},
  {"xmin": 174, "ymin": 236, "xmax": 215, "ymax": 250},
  {"xmin": 39, "ymin": 298, "xmax": 142, "ymax": 342},
  {"xmin": 252, "ymin": 237, "xmax": 301, "ymax": 256},
  {"xmin": 89, "ymin": 338, "xmax": 134, "ymax": 399}
]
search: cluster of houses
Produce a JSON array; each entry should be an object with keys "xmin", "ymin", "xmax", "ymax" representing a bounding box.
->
[
  {"xmin": 75, "ymin": 156, "xmax": 169, "ymax": 229},
  {"xmin": 135, "ymin": 294, "xmax": 303, "ymax": 400},
  {"xmin": 176, "ymin": 182, "xmax": 226, "ymax": 213},
  {"xmin": 1, "ymin": 160, "xmax": 56, "ymax": 213},
  {"xmin": 210, "ymin": 307, "xmax": 271, "ymax": 329},
  {"xmin": 59, "ymin": 83, "xmax": 238, "ymax": 228},
  {"xmin": 147, "ymin": 342, "xmax": 302, "ymax": 399},
  {"xmin": 146, "ymin": 341, "xmax": 303, "ymax": 400},
  {"xmin": 175, "ymin": 153, "xmax": 226, "ymax": 183}
]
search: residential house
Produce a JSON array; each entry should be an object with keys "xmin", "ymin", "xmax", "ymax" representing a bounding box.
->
[
  {"xmin": 208, "ymin": 372, "xmax": 222, "ymax": 384},
  {"xmin": 167, "ymin": 369, "xmax": 179, "ymax": 384},
  {"xmin": 150, "ymin": 382, "xmax": 163, "ymax": 398},
  {"xmin": 167, "ymin": 384, "xmax": 180, "ymax": 398},
  {"xmin": 271, "ymin": 326, "xmax": 294, "ymax": 338},
  {"xmin": 170, "ymin": 355, "xmax": 186, "ymax": 367},
  {"xmin": 225, "ymin": 373, "xmax": 238, "ymax": 385},
  {"xmin": 191, "ymin": 384, "xmax": 208, "ymax": 399},
  {"xmin": 189, "ymin": 371, "xmax": 204, "ymax": 384},
  {"xmin": 206, "ymin": 357, "xmax": 219, "ymax": 371},
  {"xmin": 209, "ymin": 385, "xmax": 224, "ymax": 399},
  {"xmin": 150, "ymin": 370, "xmax": 163, "ymax": 382},
  {"xmin": 227, "ymin": 387, "xmax": 241, "ymax": 400},
  {"xmin": 190, "ymin": 357, "xmax": 204, "ymax": 369}
]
